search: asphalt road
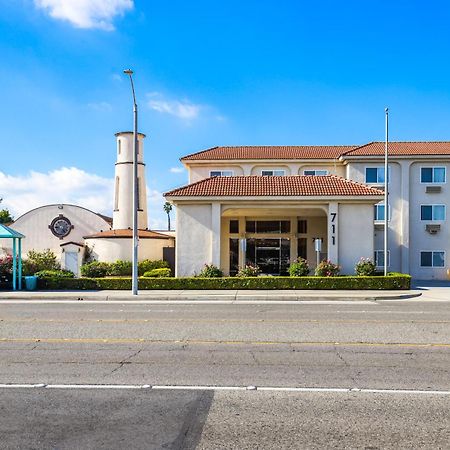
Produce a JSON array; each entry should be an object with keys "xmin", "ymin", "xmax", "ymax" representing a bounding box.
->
[{"xmin": 1, "ymin": 294, "xmax": 450, "ymax": 449}]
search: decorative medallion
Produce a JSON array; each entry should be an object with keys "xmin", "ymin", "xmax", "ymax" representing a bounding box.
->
[{"xmin": 49, "ymin": 215, "xmax": 74, "ymax": 239}]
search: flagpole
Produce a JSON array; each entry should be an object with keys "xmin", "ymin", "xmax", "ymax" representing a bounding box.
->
[{"xmin": 384, "ymin": 108, "xmax": 389, "ymax": 276}]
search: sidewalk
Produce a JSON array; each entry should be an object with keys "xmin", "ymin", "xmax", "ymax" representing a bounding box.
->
[{"xmin": 0, "ymin": 289, "xmax": 422, "ymax": 302}]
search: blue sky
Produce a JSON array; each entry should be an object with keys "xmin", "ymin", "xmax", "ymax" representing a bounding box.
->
[{"xmin": 1, "ymin": 0, "xmax": 450, "ymax": 227}]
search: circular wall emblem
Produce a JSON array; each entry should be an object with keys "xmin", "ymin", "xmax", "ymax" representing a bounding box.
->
[{"xmin": 49, "ymin": 215, "xmax": 73, "ymax": 239}]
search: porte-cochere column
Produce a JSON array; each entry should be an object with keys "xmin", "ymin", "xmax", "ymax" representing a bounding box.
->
[{"xmin": 327, "ymin": 202, "xmax": 339, "ymax": 264}]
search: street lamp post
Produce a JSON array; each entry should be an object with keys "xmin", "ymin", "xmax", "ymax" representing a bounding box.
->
[{"xmin": 124, "ymin": 69, "xmax": 139, "ymax": 295}]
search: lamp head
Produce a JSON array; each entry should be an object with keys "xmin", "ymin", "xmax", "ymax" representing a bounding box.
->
[{"xmin": 123, "ymin": 69, "xmax": 133, "ymax": 75}]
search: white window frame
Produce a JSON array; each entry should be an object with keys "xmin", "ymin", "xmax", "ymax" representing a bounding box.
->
[
  {"xmin": 210, "ymin": 170, "xmax": 234, "ymax": 177},
  {"xmin": 420, "ymin": 251, "xmax": 446, "ymax": 268},
  {"xmin": 374, "ymin": 203, "xmax": 391, "ymax": 222},
  {"xmin": 365, "ymin": 167, "xmax": 390, "ymax": 184},
  {"xmin": 261, "ymin": 169, "xmax": 286, "ymax": 176},
  {"xmin": 303, "ymin": 169, "xmax": 329, "ymax": 176},
  {"xmin": 420, "ymin": 204, "xmax": 446, "ymax": 221},
  {"xmin": 374, "ymin": 250, "xmax": 390, "ymax": 268},
  {"xmin": 420, "ymin": 166, "xmax": 446, "ymax": 184}
]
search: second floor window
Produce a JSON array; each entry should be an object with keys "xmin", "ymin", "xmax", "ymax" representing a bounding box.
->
[
  {"xmin": 261, "ymin": 170, "xmax": 285, "ymax": 176},
  {"xmin": 303, "ymin": 170, "xmax": 329, "ymax": 176},
  {"xmin": 421, "ymin": 204, "xmax": 446, "ymax": 221},
  {"xmin": 374, "ymin": 204, "xmax": 390, "ymax": 221},
  {"xmin": 421, "ymin": 167, "xmax": 446, "ymax": 183},
  {"xmin": 210, "ymin": 170, "xmax": 233, "ymax": 177},
  {"xmin": 365, "ymin": 167, "xmax": 389, "ymax": 184}
]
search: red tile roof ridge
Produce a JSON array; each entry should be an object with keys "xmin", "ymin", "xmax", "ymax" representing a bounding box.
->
[{"xmin": 165, "ymin": 175, "xmax": 384, "ymax": 198}]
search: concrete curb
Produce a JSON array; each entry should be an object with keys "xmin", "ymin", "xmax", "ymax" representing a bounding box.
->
[{"xmin": 0, "ymin": 291, "xmax": 422, "ymax": 302}]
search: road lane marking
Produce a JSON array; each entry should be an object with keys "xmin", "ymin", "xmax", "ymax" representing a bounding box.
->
[
  {"xmin": 1, "ymin": 338, "xmax": 450, "ymax": 348},
  {"xmin": 1, "ymin": 317, "xmax": 449, "ymax": 324},
  {"xmin": 0, "ymin": 383, "xmax": 449, "ymax": 395}
]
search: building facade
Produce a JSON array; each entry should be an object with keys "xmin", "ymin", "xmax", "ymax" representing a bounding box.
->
[{"xmin": 165, "ymin": 142, "xmax": 450, "ymax": 280}]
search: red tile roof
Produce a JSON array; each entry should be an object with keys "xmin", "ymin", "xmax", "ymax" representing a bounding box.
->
[
  {"xmin": 344, "ymin": 141, "xmax": 450, "ymax": 157},
  {"xmin": 181, "ymin": 146, "xmax": 356, "ymax": 161},
  {"xmin": 165, "ymin": 176, "xmax": 384, "ymax": 198},
  {"xmin": 84, "ymin": 229, "xmax": 174, "ymax": 239}
]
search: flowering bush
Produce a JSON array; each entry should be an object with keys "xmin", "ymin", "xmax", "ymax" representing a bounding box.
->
[
  {"xmin": 355, "ymin": 257, "xmax": 376, "ymax": 276},
  {"xmin": 0, "ymin": 255, "xmax": 13, "ymax": 280},
  {"xmin": 315, "ymin": 260, "xmax": 340, "ymax": 277},
  {"xmin": 289, "ymin": 257, "xmax": 310, "ymax": 277},
  {"xmin": 237, "ymin": 264, "xmax": 261, "ymax": 277},
  {"xmin": 198, "ymin": 264, "xmax": 224, "ymax": 278}
]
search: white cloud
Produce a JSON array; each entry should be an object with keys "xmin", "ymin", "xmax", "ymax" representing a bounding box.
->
[
  {"xmin": 34, "ymin": 0, "xmax": 134, "ymax": 30},
  {"xmin": 0, "ymin": 167, "xmax": 169, "ymax": 230},
  {"xmin": 147, "ymin": 92, "xmax": 201, "ymax": 120},
  {"xmin": 170, "ymin": 166, "xmax": 185, "ymax": 174}
]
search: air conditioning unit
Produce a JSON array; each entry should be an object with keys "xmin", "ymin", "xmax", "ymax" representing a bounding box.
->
[
  {"xmin": 426, "ymin": 224, "xmax": 441, "ymax": 234},
  {"xmin": 426, "ymin": 186, "xmax": 442, "ymax": 193}
]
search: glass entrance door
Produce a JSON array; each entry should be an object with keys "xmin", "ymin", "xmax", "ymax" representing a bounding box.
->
[{"xmin": 246, "ymin": 238, "xmax": 290, "ymax": 275}]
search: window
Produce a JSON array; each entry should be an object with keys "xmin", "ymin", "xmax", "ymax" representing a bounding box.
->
[
  {"xmin": 118, "ymin": 139, "xmax": 121, "ymax": 155},
  {"xmin": 298, "ymin": 237, "xmax": 307, "ymax": 260},
  {"xmin": 374, "ymin": 204, "xmax": 390, "ymax": 221},
  {"xmin": 246, "ymin": 220, "xmax": 290, "ymax": 233},
  {"xmin": 365, "ymin": 167, "xmax": 390, "ymax": 184},
  {"xmin": 261, "ymin": 170, "xmax": 285, "ymax": 176},
  {"xmin": 210, "ymin": 170, "xmax": 233, "ymax": 177},
  {"xmin": 298, "ymin": 220, "xmax": 307, "ymax": 234},
  {"xmin": 303, "ymin": 170, "xmax": 329, "ymax": 176},
  {"xmin": 421, "ymin": 167, "xmax": 446, "ymax": 183},
  {"xmin": 420, "ymin": 205, "xmax": 446, "ymax": 221},
  {"xmin": 374, "ymin": 250, "xmax": 390, "ymax": 267},
  {"xmin": 229, "ymin": 220, "xmax": 239, "ymax": 234},
  {"xmin": 420, "ymin": 251, "xmax": 445, "ymax": 267},
  {"xmin": 229, "ymin": 238, "xmax": 239, "ymax": 276}
]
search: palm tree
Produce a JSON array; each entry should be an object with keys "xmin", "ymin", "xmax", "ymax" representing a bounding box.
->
[{"xmin": 163, "ymin": 202, "xmax": 173, "ymax": 231}]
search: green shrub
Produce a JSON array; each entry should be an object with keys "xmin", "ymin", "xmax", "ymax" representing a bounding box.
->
[
  {"xmin": 80, "ymin": 261, "xmax": 110, "ymax": 278},
  {"xmin": 355, "ymin": 258, "xmax": 376, "ymax": 276},
  {"xmin": 315, "ymin": 260, "xmax": 340, "ymax": 277},
  {"xmin": 108, "ymin": 260, "xmax": 132, "ymax": 276},
  {"xmin": 289, "ymin": 258, "xmax": 310, "ymax": 276},
  {"xmin": 22, "ymin": 249, "xmax": 60, "ymax": 275},
  {"xmin": 138, "ymin": 259, "xmax": 169, "ymax": 276},
  {"xmin": 142, "ymin": 268, "xmax": 172, "ymax": 278},
  {"xmin": 35, "ymin": 269, "xmax": 75, "ymax": 279},
  {"xmin": 237, "ymin": 264, "xmax": 261, "ymax": 277},
  {"xmin": 37, "ymin": 274, "xmax": 411, "ymax": 291},
  {"xmin": 198, "ymin": 264, "xmax": 223, "ymax": 278}
]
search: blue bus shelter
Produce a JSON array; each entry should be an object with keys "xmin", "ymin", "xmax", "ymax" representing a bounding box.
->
[{"xmin": 0, "ymin": 224, "xmax": 25, "ymax": 290}]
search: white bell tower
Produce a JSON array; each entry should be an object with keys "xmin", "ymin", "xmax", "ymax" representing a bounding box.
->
[{"xmin": 112, "ymin": 131, "xmax": 148, "ymax": 230}]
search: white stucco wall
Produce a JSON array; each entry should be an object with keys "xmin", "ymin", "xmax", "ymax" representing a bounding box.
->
[
  {"xmin": 408, "ymin": 161, "xmax": 450, "ymax": 279},
  {"xmin": 85, "ymin": 237, "xmax": 174, "ymax": 263},
  {"xmin": 175, "ymin": 204, "xmax": 213, "ymax": 276},
  {"xmin": 338, "ymin": 203, "xmax": 374, "ymax": 274},
  {"xmin": 0, "ymin": 204, "xmax": 110, "ymax": 262}
]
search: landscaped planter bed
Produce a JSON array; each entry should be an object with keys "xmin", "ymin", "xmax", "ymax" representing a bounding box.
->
[{"xmin": 37, "ymin": 273, "xmax": 411, "ymax": 290}]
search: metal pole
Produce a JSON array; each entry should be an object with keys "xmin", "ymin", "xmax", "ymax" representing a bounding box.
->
[
  {"xmin": 124, "ymin": 69, "xmax": 139, "ymax": 295},
  {"xmin": 384, "ymin": 108, "xmax": 389, "ymax": 276}
]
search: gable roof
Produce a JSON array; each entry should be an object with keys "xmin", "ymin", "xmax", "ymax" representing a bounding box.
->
[
  {"xmin": 181, "ymin": 146, "xmax": 356, "ymax": 161},
  {"xmin": 165, "ymin": 175, "xmax": 384, "ymax": 198},
  {"xmin": 343, "ymin": 141, "xmax": 450, "ymax": 157}
]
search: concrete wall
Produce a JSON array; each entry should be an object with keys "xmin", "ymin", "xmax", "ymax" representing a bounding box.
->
[
  {"xmin": 188, "ymin": 162, "xmax": 345, "ymax": 183},
  {"xmin": 85, "ymin": 237, "xmax": 173, "ymax": 263},
  {"xmin": 175, "ymin": 204, "xmax": 213, "ymax": 276},
  {"xmin": 338, "ymin": 203, "xmax": 374, "ymax": 274}
]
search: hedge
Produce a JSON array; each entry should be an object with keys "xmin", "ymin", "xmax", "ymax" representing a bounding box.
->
[{"xmin": 37, "ymin": 273, "xmax": 411, "ymax": 290}]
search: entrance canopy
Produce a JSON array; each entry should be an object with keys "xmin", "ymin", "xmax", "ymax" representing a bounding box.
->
[{"xmin": 0, "ymin": 224, "xmax": 25, "ymax": 290}]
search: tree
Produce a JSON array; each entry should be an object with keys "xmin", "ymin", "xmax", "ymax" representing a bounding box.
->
[
  {"xmin": 0, "ymin": 198, "xmax": 13, "ymax": 224},
  {"xmin": 163, "ymin": 202, "xmax": 173, "ymax": 231}
]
